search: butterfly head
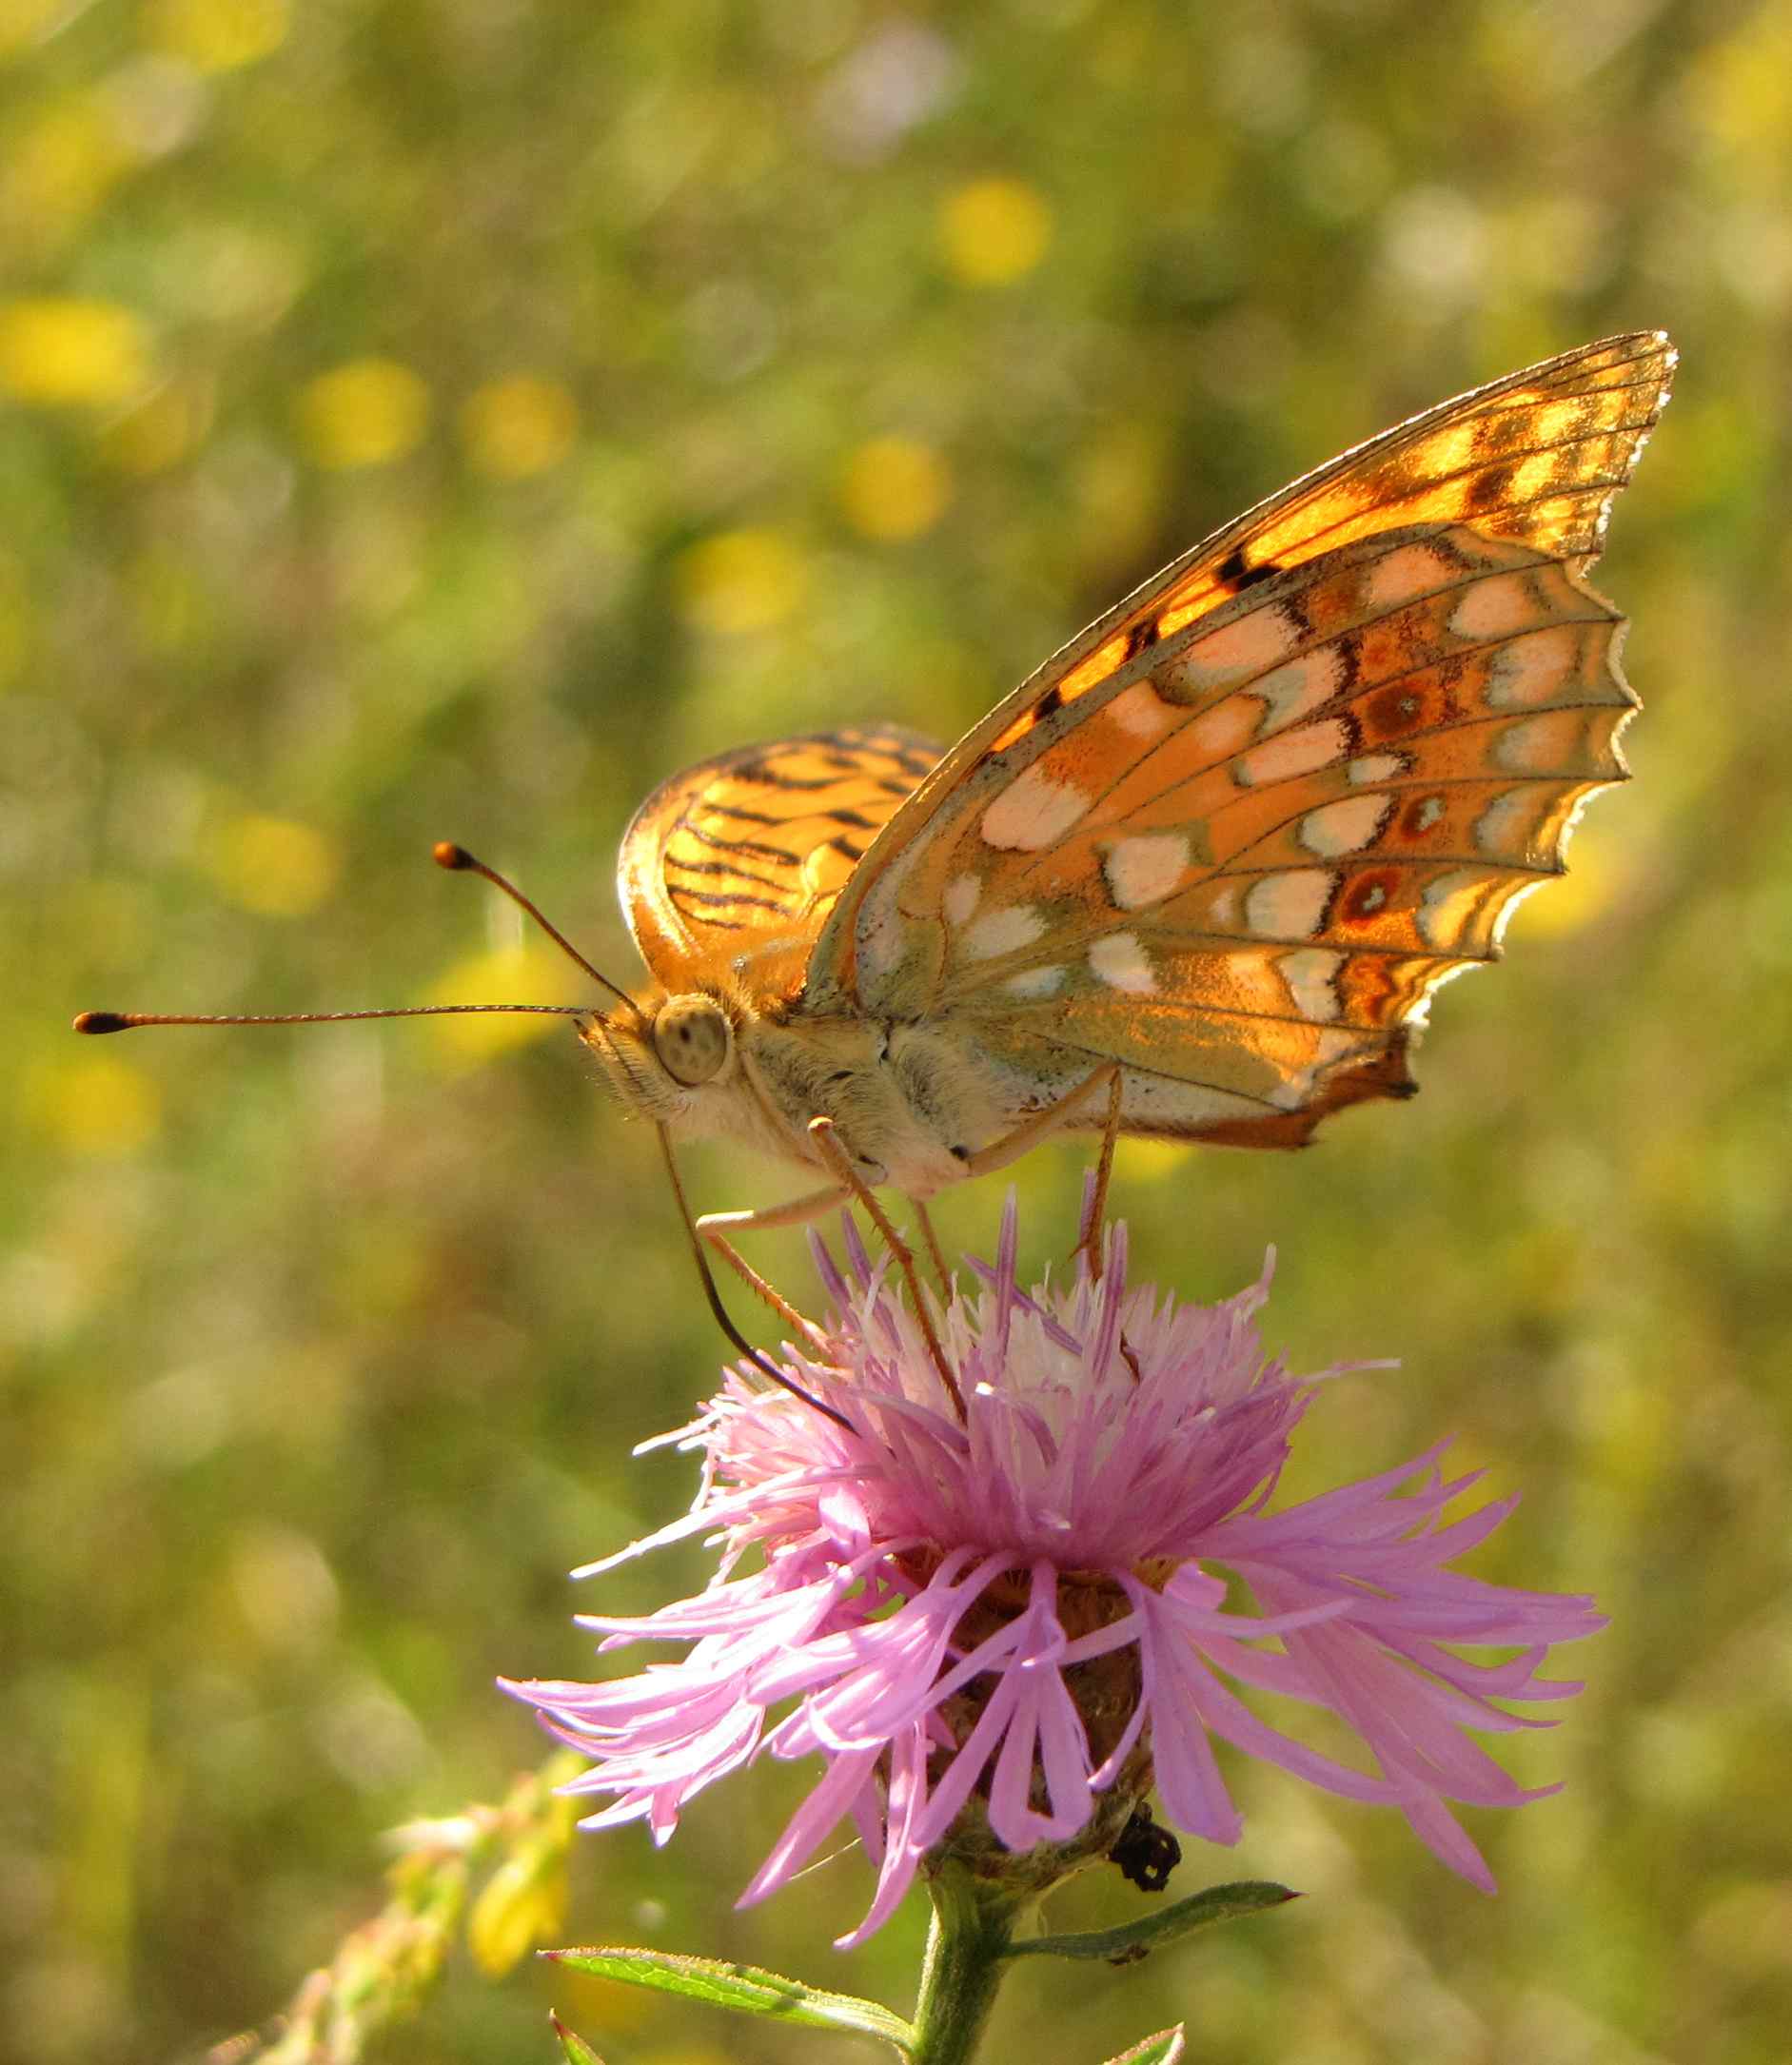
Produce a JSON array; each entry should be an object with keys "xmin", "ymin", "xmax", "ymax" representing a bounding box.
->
[{"xmin": 581, "ymin": 988, "xmax": 738, "ymax": 1123}]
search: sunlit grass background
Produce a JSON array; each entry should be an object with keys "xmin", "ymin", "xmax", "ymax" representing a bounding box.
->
[{"xmin": 8, "ymin": 1, "xmax": 1790, "ymax": 2059}]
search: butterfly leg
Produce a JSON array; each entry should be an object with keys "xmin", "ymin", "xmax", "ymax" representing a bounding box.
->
[
  {"xmin": 695, "ymin": 1183, "xmax": 853, "ymax": 1237},
  {"xmin": 1075, "ymin": 1066, "xmax": 1126, "ymax": 1285},
  {"xmin": 911, "ymin": 1198, "xmax": 954, "ymax": 1301},
  {"xmin": 702, "ymin": 1230, "xmax": 831, "ymax": 1349}
]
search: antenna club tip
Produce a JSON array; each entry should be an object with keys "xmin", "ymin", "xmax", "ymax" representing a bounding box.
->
[
  {"xmin": 73, "ymin": 1011, "xmax": 130, "ymax": 1034},
  {"xmin": 433, "ymin": 841, "xmax": 476, "ymax": 872}
]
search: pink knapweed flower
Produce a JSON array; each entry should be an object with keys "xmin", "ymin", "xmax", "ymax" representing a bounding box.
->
[{"xmin": 507, "ymin": 1201, "xmax": 1604, "ymax": 1944}]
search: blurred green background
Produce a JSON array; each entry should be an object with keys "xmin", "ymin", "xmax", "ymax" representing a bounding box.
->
[{"xmin": 7, "ymin": 0, "xmax": 1789, "ymax": 2059}]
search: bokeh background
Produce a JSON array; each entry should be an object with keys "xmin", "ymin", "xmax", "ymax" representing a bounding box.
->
[{"xmin": 7, "ymin": 1, "xmax": 1789, "ymax": 2059}]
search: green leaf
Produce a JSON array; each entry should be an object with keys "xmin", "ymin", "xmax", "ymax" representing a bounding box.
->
[
  {"xmin": 549, "ymin": 2011, "xmax": 608, "ymax": 2064},
  {"xmin": 1104, "ymin": 2027, "xmax": 1185, "ymax": 2064},
  {"xmin": 545, "ymin": 1947, "xmax": 913, "ymax": 2048},
  {"xmin": 1003, "ymin": 1881, "xmax": 1298, "ymax": 1964}
]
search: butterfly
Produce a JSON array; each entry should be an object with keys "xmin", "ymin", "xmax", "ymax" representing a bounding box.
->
[
  {"xmin": 583, "ymin": 331, "xmax": 1674, "ymax": 1234},
  {"xmin": 81, "ymin": 334, "xmax": 1674, "ymax": 1254}
]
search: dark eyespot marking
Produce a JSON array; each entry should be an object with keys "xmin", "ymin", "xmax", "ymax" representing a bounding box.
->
[
  {"xmin": 1217, "ymin": 544, "xmax": 1283, "ymax": 593},
  {"xmin": 1034, "ymin": 684, "xmax": 1064, "ymax": 721},
  {"xmin": 1123, "ymin": 619, "xmax": 1160, "ymax": 660},
  {"xmin": 1467, "ymin": 463, "xmax": 1515, "ymax": 513},
  {"xmin": 1337, "ymin": 869, "xmax": 1401, "ymax": 924}
]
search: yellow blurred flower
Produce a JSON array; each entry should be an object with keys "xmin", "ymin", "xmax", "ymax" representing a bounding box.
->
[
  {"xmin": 459, "ymin": 374, "xmax": 580, "ymax": 478},
  {"xmin": 0, "ymin": 0, "xmax": 63, "ymax": 54},
  {"xmin": 939, "ymin": 177, "xmax": 1053, "ymax": 285},
  {"xmin": 0, "ymin": 297, "xmax": 151, "ymax": 407},
  {"xmin": 202, "ymin": 814, "xmax": 342, "ymax": 916},
  {"xmin": 296, "ymin": 358, "xmax": 431, "ymax": 470},
  {"xmin": 4, "ymin": 96, "xmax": 133, "ymax": 249},
  {"xmin": 26, "ymin": 1054, "xmax": 163, "ymax": 1156},
  {"xmin": 1688, "ymin": 11, "xmax": 1792, "ymax": 159},
  {"xmin": 839, "ymin": 435, "xmax": 952, "ymax": 541},
  {"xmin": 139, "ymin": 0, "xmax": 289, "ymax": 72},
  {"xmin": 675, "ymin": 526, "xmax": 808, "ymax": 636},
  {"xmin": 425, "ymin": 945, "xmax": 576, "ymax": 1063}
]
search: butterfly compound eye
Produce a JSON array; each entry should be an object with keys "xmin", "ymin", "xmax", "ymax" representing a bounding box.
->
[{"xmin": 652, "ymin": 995, "xmax": 733, "ymax": 1087}]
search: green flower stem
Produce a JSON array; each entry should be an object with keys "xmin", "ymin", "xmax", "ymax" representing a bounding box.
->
[{"xmin": 908, "ymin": 1870, "xmax": 1027, "ymax": 2065}]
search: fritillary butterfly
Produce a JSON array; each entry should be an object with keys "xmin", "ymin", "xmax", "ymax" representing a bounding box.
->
[
  {"xmin": 588, "ymin": 332, "xmax": 1674, "ymax": 1229},
  {"xmin": 82, "ymin": 334, "xmax": 1674, "ymax": 1248}
]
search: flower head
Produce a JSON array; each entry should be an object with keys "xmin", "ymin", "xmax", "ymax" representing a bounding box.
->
[{"xmin": 506, "ymin": 1198, "xmax": 1604, "ymax": 1944}]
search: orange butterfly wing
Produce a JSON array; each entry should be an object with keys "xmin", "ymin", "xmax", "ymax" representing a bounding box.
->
[
  {"xmin": 619, "ymin": 726, "xmax": 941, "ymax": 996},
  {"xmin": 805, "ymin": 332, "xmax": 1674, "ymax": 1147}
]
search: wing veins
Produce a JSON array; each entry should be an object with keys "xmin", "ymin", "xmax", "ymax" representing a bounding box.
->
[
  {"xmin": 671, "ymin": 885, "xmax": 788, "ymax": 913},
  {"xmin": 666, "ymin": 856, "xmax": 793, "ymax": 893},
  {"xmin": 1213, "ymin": 851, "xmax": 1559, "ymax": 881},
  {"xmin": 939, "ymin": 914, "xmax": 1489, "ymax": 998},
  {"xmin": 1261, "ymin": 459, "xmax": 1630, "ymax": 569},
  {"xmin": 1000, "ymin": 639, "xmax": 1625, "ymax": 891},
  {"xmin": 1010, "ymin": 995, "xmax": 1388, "ymax": 1034},
  {"xmin": 1017, "ymin": 1032, "xmax": 1316, "ymax": 1112},
  {"xmin": 680, "ymin": 823, "xmax": 801, "ymax": 864},
  {"xmin": 806, "ymin": 335, "xmax": 1670, "ymax": 1028},
  {"xmin": 1205, "ymin": 762, "xmax": 1624, "ymax": 875}
]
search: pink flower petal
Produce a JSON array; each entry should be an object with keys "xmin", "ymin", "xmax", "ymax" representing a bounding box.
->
[{"xmin": 512, "ymin": 1202, "xmax": 1606, "ymax": 1939}]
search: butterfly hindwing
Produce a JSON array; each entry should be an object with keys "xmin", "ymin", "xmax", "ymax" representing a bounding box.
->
[
  {"xmin": 803, "ymin": 333, "xmax": 1673, "ymax": 1145},
  {"xmin": 620, "ymin": 726, "xmax": 940, "ymax": 993}
]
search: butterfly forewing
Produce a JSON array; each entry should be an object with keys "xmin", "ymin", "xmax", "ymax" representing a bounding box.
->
[
  {"xmin": 990, "ymin": 328, "xmax": 1674, "ymax": 749},
  {"xmin": 800, "ymin": 333, "xmax": 1672, "ymax": 1148}
]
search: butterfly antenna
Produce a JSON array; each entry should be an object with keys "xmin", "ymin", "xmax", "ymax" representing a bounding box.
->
[
  {"xmin": 74, "ymin": 1004, "xmax": 591, "ymax": 1034},
  {"xmin": 432, "ymin": 843, "xmax": 645, "ymax": 1021},
  {"xmin": 654, "ymin": 1125, "xmax": 853, "ymax": 1432},
  {"xmin": 74, "ymin": 843, "xmax": 643, "ymax": 1036}
]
